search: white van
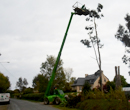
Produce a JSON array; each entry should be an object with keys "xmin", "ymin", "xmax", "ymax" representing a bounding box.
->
[{"xmin": 0, "ymin": 93, "xmax": 10, "ymax": 104}]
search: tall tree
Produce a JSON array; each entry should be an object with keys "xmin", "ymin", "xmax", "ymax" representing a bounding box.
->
[
  {"xmin": 80, "ymin": 3, "xmax": 104, "ymax": 92},
  {"xmin": 16, "ymin": 77, "xmax": 28, "ymax": 92},
  {"xmin": 115, "ymin": 14, "xmax": 130, "ymax": 74},
  {"xmin": 64, "ymin": 68, "xmax": 73, "ymax": 82},
  {"xmin": 70, "ymin": 77, "xmax": 76, "ymax": 85},
  {"xmin": 0, "ymin": 73, "xmax": 11, "ymax": 93},
  {"xmin": 32, "ymin": 74, "xmax": 48, "ymax": 92},
  {"xmin": 63, "ymin": 68, "xmax": 73, "ymax": 92},
  {"xmin": 40, "ymin": 55, "xmax": 66, "ymax": 92}
]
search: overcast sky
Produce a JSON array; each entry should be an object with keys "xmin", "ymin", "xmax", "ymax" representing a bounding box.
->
[{"xmin": 0, "ymin": 0, "xmax": 130, "ymax": 90}]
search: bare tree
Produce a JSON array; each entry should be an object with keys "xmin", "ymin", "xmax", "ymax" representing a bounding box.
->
[
  {"xmin": 16, "ymin": 77, "xmax": 28, "ymax": 92},
  {"xmin": 64, "ymin": 68, "xmax": 73, "ymax": 82},
  {"xmin": 81, "ymin": 3, "xmax": 104, "ymax": 92}
]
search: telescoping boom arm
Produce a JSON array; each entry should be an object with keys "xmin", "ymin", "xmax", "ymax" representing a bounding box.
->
[
  {"xmin": 44, "ymin": 3, "xmax": 89, "ymax": 98},
  {"xmin": 44, "ymin": 12, "xmax": 74, "ymax": 98}
]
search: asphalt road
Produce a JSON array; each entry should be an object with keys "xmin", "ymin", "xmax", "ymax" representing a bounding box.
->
[{"xmin": 6, "ymin": 98, "xmax": 60, "ymax": 110}]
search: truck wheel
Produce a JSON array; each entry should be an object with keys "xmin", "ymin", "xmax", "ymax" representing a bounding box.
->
[
  {"xmin": 55, "ymin": 97, "xmax": 61, "ymax": 105},
  {"xmin": 44, "ymin": 98, "xmax": 49, "ymax": 105}
]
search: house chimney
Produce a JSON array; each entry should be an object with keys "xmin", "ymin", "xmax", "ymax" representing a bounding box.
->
[{"xmin": 85, "ymin": 74, "xmax": 88, "ymax": 77}]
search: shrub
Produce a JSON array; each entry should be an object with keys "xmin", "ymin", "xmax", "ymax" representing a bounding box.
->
[
  {"xmin": 105, "ymin": 87, "xmax": 126, "ymax": 101},
  {"xmin": 82, "ymin": 81, "xmax": 91, "ymax": 94},
  {"xmin": 81, "ymin": 89, "xmax": 105, "ymax": 101},
  {"xmin": 104, "ymin": 81, "xmax": 115, "ymax": 92},
  {"xmin": 76, "ymin": 87, "xmax": 129, "ymax": 110},
  {"xmin": 76, "ymin": 99, "xmax": 129, "ymax": 110},
  {"xmin": 13, "ymin": 93, "xmax": 21, "ymax": 98},
  {"xmin": 23, "ymin": 88, "xmax": 33, "ymax": 94},
  {"xmin": 21, "ymin": 93, "xmax": 44, "ymax": 101},
  {"xmin": 66, "ymin": 94, "xmax": 81, "ymax": 108}
]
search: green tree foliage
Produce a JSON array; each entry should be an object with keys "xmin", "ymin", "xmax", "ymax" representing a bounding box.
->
[
  {"xmin": 33, "ymin": 55, "xmax": 66, "ymax": 93},
  {"xmin": 77, "ymin": 88, "xmax": 127, "ymax": 110},
  {"xmin": 21, "ymin": 93, "xmax": 44, "ymax": 101},
  {"xmin": 13, "ymin": 89, "xmax": 20, "ymax": 93},
  {"xmin": 16, "ymin": 77, "xmax": 28, "ymax": 92},
  {"xmin": 126, "ymin": 83, "xmax": 130, "ymax": 87},
  {"xmin": 23, "ymin": 87, "xmax": 33, "ymax": 94},
  {"xmin": 82, "ymin": 81, "xmax": 91, "ymax": 93},
  {"xmin": 32, "ymin": 74, "xmax": 48, "ymax": 92},
  {"xmin": 104, "ymin": 81, "xmax": 115, "ymax": 92},
  {"xmin": 70, "ymin": 77, "xmax": 76, "ymax": 85},
  {"xmin": 63, "ymin": 82, "xmax": 72, "ymax": 93},
  {"xmin": 115, "ymin": 14, "xmax": 130, "ymax": 74},
  {"xmin": 114, "ymin": 75, "xmax": 128, "ymax": 87},
  {"xmin": 62, "ymin": 76, "xmax": 76, "ymax": 93},
  {"xmin": 0, "ymin": 73, "xmax": 10, "ymax": 93},
  {"xmin": 120, "ymin": 75, "xmax": 128, "ymax": 87}
]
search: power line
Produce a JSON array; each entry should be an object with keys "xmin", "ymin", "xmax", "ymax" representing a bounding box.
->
[{"xmin": 0, "ymin": 63, "xmax": 17, "ymax": 79}]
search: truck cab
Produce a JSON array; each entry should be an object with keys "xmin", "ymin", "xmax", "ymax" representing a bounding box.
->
[{"xmin": 44, "ymin": 89, "xmax": 66, "ymax": 105}]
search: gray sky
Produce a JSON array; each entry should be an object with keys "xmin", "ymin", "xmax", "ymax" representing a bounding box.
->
[{"xmin": 0, "ymin": 0, "xmax": 130, "ymax": 90}]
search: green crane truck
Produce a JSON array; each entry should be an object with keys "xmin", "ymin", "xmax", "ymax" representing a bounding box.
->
[{"xmin": 44, "ymin": 2, "xmax": 89, "ymax": 105}]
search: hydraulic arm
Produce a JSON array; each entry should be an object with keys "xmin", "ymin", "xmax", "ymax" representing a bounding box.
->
[
  {"xmin": 44, "ymin": 3, "xmax": 89, "ymax": 100},
  {"xmin": 44, "ymin": 12, "xmax": 74, "ymax": 98}
]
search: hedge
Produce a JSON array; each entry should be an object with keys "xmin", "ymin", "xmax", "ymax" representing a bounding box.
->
[
  {"xmin": 21, "ymin": 93, "xmax": 44, "ymax": 101},
  {"xmin": 76, "ymin": 88, "xmax": 130, "ymax": 110},
  {"xmin": 76, "ymin": 99, "xmax": 130, "ymax": 110}
]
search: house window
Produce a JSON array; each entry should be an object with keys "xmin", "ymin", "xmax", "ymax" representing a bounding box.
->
[
  {"xmin": 104, "ymin": 79, "xmax": 106, "ymax": 82},
  {"xmin": 79, "ymin": 86, "xmax": 82, "ymax": 92},
  {"xmin": 79, "ymin": 86, "xmax": 82, "ymax": 90}
]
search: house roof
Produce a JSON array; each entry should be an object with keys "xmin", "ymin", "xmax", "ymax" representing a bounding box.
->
[
  {"xmin": 71, "ymin": 78, "xmax": 85, "ymax": 87},
  {"xmin": 71, "ymin": 70, "xmax": 101, "ymax": 87},
  {"xmin": 85, "ymin": 74, "xmax": 99, "ymax": 84}
]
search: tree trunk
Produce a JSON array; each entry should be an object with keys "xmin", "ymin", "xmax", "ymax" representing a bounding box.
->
[{"xmin": 94, "ymin": 17, "xmax": 103, "ymax": 92}]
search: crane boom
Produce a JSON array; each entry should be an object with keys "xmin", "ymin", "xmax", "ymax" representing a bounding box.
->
[{"xmin": 44, "ymin": 12, "xmax": 74, "ymax": 98}]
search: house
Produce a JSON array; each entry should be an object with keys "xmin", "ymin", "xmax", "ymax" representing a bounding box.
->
[{"xmin": 71, "ymin": 70, "xmax": 109, "ymax": 92}]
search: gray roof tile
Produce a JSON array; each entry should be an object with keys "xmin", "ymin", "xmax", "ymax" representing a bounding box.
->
[
  {"xmin": 71, "ymin": 78, "xmax": 85, "ymax": 86},
  {"xmin": 71, "ymin": 70, "xmax": 101, "ymax": 86}
]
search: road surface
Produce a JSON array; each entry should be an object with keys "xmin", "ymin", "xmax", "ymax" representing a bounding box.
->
[{"xmin": 0, "ymin": 98, "xmax": 60, "ymax": 110}]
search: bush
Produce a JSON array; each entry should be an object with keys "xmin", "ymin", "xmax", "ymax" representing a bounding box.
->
[
  {"xmin": 105, "ymin": 87, "xmax": 126, "ymax": 101},
  {"xmin": 21, "ymin": 93, "xmax": 44, "ymax": 101},
  {"xmin": 65, "ymin": 94, "xmax": 81, "ymax": 108},
  {"xmin": 104, "ymin": 81, "xmax": 115, "ymax": 92},
  {"xmin": 76, "ymin": 87, "xmax": 129, "ymax": 110},
  {"xmin": 23, "ymin": 88, "xmax": 33, "ymax": 94},
  {"xmin": 82, "ymin": 81, "xmax": 91, "ymax": 94},
  {"xmin": 13, "ymin": 93, "xmax": 21, "ymax": 98},
  {"xmin": 76, "ymin": 99, "xmax": 129, "ymax": 110},
  {"xmin": 81, "ymin": 89, "xmax": 105, "ymax": 101}
]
